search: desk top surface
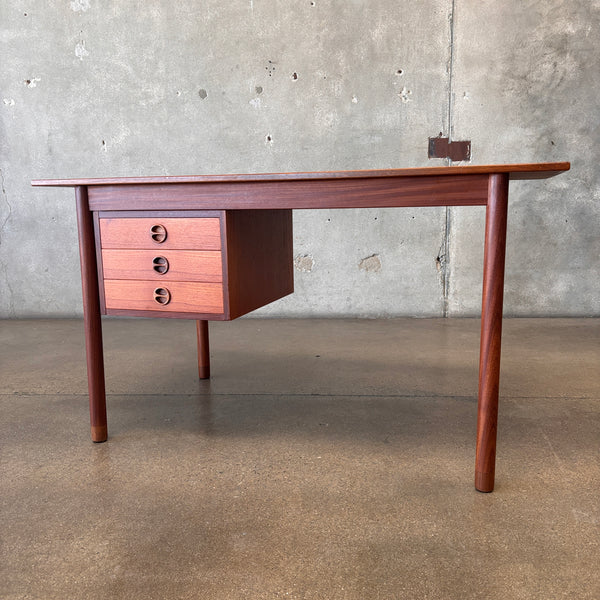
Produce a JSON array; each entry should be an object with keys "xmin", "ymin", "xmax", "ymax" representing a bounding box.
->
[{"xmin": 32, "ymin": 162, "xmax": 569, "ymax": 187}]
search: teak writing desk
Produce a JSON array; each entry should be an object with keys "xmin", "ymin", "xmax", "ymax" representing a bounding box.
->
[{"xmin": 32, "ymin": 162, "xmax": 570, "ymax": 492}]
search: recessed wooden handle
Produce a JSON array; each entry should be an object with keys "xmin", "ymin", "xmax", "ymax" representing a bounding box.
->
[
  {"xmin": 153, "ymin": 287, "xmax": 171, "ymax": 305},
  {"xmin": 150, "ymin": 224, "xmax": 167, "ymax": 243},
  {"xmin": 152, "ymin": 256, "xmax": 169, "ymax": 274}
]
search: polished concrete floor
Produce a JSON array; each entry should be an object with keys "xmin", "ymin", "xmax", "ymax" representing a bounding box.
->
[{"xmin": 1, "ymin": 318, "xmax": 599, "ymax": 599}]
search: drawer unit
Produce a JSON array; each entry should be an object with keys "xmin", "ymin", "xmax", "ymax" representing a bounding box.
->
[{"xmin": 95, "ymin": 209, "xmax": 293, "ymax": 320}]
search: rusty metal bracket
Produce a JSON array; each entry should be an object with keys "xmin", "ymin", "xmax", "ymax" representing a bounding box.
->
[{"xmin": 428, "ymin": 135, "xmax": 471, "ymax": 161}]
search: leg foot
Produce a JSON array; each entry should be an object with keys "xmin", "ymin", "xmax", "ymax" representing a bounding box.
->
[
  {"xmin": 475, "ymin": 471, "xmax": 494, "ymax": 493},
  {"xmin": 91, "ymin": 425, "xmax": 108, "ymax": 443}
]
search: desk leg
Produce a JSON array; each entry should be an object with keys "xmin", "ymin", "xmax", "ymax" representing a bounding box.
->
[
  {"xmin": 75, "ymin": 186, "xmax": 107, "ymax": 443},
  {"xmin": 475, "ymin": 173, "xmax": 509, "ymax": 492},
  {"xmin": 196, "ymin": 320, "xmax": 210, "ymax": 379}
]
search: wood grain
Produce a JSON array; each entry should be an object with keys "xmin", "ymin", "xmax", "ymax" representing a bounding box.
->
[
  {"xmin": 101, "ymin": 249, "xmax": 223, "ymax": 282},
  {"xmin": 196, "ymin": 320, "xmax": 210, "ymax": 380},
  {"xmin": 99, "ymin": 217, "xmax": 221, "ymax": 249},
  {"xmin": 86, "ymin": 175, "xmax": 490, "ymax": 211},
  {"xmin": 104, "ymin": 280, "xmax": 224, "ymax": 314},
  {"xmin": 475, "ymin": 173, "xmax": 509, "ymax": 493},
  {"xmin": 31, "ymin": 161, "xmax": 570, "ymax": 187},
  {"xmin": 75, "ymin": 186, "xmax": 107, "ymax": 442},
  {"xmin": 223, "ymin": 210, "xmax": 294, "ymax": 319}
]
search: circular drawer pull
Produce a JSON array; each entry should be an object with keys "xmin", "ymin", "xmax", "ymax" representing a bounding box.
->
[
  {"xmin": 153, "ymin": 287, "xmax": 171, "ymax": 305},
  {"xmin": 152, "ymin": 256, "xmax": 169, "ymax": 274},
  {"xmin": 150, "ymin": 224, "xmax": 167, "ymax": 244}
]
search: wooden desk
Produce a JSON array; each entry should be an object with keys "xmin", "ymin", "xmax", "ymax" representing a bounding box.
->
[{"xmin": 32, "ymin": 162, "xmax": 569, "ymax": 492}]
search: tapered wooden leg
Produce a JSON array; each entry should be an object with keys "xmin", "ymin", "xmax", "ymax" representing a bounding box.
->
[
  {"xmin": 75, "ymin": 186, "xmax": 107, "ymax": 442},
  {"xmin": 475, "ymin": 174, "xmax": 509, "ymax": 492},
  {"xmin": 196, "ymin": 320, "xmax": 210, "ymax": 379}
]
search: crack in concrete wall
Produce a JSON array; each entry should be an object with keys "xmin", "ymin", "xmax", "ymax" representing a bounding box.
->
[
  {"xmin": 0, "ymin": 168, "xmax": 15, "ymax": 316},
  {"xmin": 439, "ymin": 0, "xmax": 457, "ymax": 317},
  {"xmin": 0, "ymin": 169, "xmax": 11, "ymax": 244}
]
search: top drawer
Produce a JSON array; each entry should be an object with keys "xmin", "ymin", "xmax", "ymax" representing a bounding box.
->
[{"xmin": 99, "ymin": 217, "xmax": 221, "ymax": 250}]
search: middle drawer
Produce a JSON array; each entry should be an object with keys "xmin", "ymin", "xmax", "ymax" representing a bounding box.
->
[{"xmin": 101, "ymin": 249, "xmax": 223, "ymax": 282}]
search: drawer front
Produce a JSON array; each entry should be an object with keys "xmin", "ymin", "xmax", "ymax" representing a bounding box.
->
[
  {"xmin": 104, "ymin": 280, "xmax": 224, "ymax": 313},
  {"xmin": 99, "ymin": 217, "xmax": 221, "ymax": 250},
  {"xmin": 101, "ymin": 249, "xmax": 223, "ymax": 282}
]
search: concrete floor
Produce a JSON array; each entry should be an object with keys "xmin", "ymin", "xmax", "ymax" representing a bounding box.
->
[{"xmin": 1, "ymin": 318, "xmax": 599, "ymax": 599}]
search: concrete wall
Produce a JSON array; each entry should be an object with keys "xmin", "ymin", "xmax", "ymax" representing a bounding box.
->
[{"xmin": 1, "ymin": 1, "xmax": 598, "ymax": 318}]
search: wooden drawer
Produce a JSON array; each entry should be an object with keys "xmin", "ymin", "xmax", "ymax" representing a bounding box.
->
[
  {"xmin": 104, "ymin": 280, "xmax": 224, "ymax": 313},
  {"xmin": 99, "ymin": 217, "xmax": 221, "ymax": 250},
  {"xmin": 101, "ymin": 249, "xmax": 223, "ymax": 282},
  {"xmin": 96, "ymin": 210, "xmax": 293, "ymax": 320}
]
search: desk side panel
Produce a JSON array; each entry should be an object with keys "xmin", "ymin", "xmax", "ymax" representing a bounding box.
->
[
  {"xmin": 87, "ymin": 174, "xmax": 489, "ymax": 211},
  {"xmin": 223, "ymin": 209, "xmax": 294, "ymax": 319}
]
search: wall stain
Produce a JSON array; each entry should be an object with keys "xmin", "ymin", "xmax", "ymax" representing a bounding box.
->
[
  {"xmin": 359, "ymin": 254, "xmax": 381, "ymax": 273},
  {"xmin": 294, "ymin": 254, "xmax": 314, "ymax": 272},
  {"xmin": 70, "ymin": 0, "xmax": 90, "ymax": 12},
  {"xmin": 75, "ymin": 40, "xmax": 89, "ymax": 60}
]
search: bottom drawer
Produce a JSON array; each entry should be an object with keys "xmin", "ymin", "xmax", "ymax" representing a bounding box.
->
[{"xmin": 104, "ymin": 280, "xmax": 224, "ymax": 314}]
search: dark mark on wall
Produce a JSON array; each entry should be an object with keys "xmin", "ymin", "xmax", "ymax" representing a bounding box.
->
[
  {"xmin": 435, "ymin": 249, "xmax": 447, "ymax": 273},
  {"xmin": 396, "ymin": 69, "xmax": 403, "ymax": 75},
  {"xmin": 198, "ymin": 89, "xmax": 207, "ymax": 99},
  {"xmin": 255, "ymin": 86, "xmax": 263, "ymax": 94},
  {"xmin": 265, "ymin": 61, "xmax": 276, "ymax": 77},
  {"xmin": 399, "ymin": 87, "xmax": 412, "ymax": 102},
  {"xmin": 428, "ymin": 134, "xmax": 471, "ymax": 161},
  {"xmin": 291, "ymin": 72, "xmax": 298, "ymax": 80}
]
